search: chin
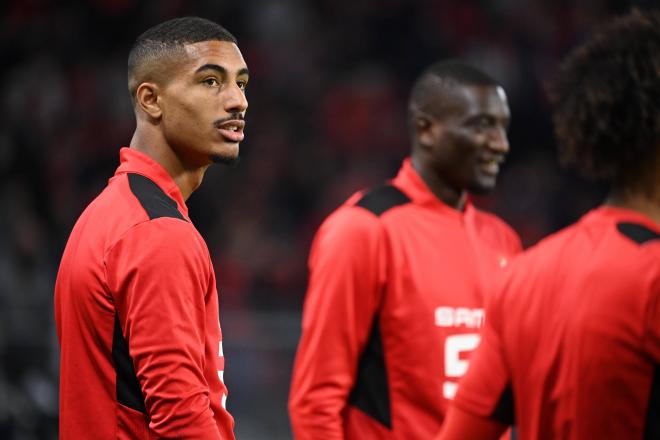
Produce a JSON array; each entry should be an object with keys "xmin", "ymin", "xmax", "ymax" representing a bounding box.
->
[
  {"xmin": 468, "ymin": 178, "xmax": 497, "ymax": 195},
  {"xmin": 210, "ymin": 144, "xmax": 240, "ymax": 166}
]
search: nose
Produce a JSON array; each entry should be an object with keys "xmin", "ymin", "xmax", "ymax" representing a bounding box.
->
[
  {"xmin": 223, "ymin": 83, "xmax": 248, "ymax": 114},
  {"xmin": 488, "ymin": 126, "xmax": 509, "ymax": 154}
]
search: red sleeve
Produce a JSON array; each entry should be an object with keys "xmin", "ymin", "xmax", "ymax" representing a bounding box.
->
[
  {"xmin": 289, "ymin": 206, "xmax": 386, "ymax": 440},
  {"xmin": 436, "ymin": 405, "xmax": 507, "ymax": 440},
  {"xmin": 105, "ymin": 219, "xmax": 222, "ymax": 439},
  {"xmin": 644, "ymin": 262, "xmax": 660, "ymax": 363},
  {"xmin": 452, "ymin": 276, "xmax": 513, "ymax": 425}
]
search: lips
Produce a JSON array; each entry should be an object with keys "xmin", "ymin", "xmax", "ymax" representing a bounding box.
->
[
  {"xmin": 216, "ymin": 119, "xmax": 245, "ymax": 143},
  {"xmin": 478, "ymin": 155, "xmax": 504, "ymax": 176}
]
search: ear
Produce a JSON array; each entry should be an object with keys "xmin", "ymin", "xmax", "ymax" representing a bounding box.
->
[
  {"xmin": 415, "ymin": 115, "xmax": 438, "ymax": 150},
  {"xmin": 135, "ymin": 82, "xmax": 162, "ymax": 120}
]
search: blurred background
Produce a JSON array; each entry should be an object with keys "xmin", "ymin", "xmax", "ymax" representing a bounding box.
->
[{"xmin": 0, "ymin": 0, "xmax": 654, "ymax": 438}]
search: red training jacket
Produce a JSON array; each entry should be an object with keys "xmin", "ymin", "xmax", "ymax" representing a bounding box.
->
[
  {"xmin": 289, "ymin": 158, "xmax": 521, "ymax": 439},
  {"xmin": 450, "ymin": 206, "xmax": 660, "ymax": 439},
  {"xmin": 55, "ymin": 148, "xmax": 234, "ymax": 439}
]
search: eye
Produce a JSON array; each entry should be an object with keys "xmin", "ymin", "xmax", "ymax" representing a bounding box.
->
[
  {"xmin": 475, "ymin": 116, "xmax": 493, "ymax": 128},
  {"xmin": 237, "ymin": 80, "xmax": 248, "ymax": 91},
  {"xmin": 203, "ymin": 77, "xmax": 220, "ymax": 87}
]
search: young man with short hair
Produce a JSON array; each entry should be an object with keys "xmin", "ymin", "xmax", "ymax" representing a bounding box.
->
[{"xmin": 55, "ymin": 17, "xmax": 249, "ymax": 439}]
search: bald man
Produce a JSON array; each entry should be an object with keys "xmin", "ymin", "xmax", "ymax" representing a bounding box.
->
[
  {"xmin": 289, "ymin": 61, "xmax": 521, "ymax": 439},
  {"xmin": 55, "ymin": 17, "xmax": 248, "ymax": 439}
]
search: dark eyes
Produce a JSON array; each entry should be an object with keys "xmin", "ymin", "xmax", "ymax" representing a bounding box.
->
[
  {"xmin": 470, "ymin": 116, "xmax": 509, "ymax": 130},
  {"xmin": 474, "ymin": 116, "xmax": 494, "ymax": 128},
  {"xmin": 203, "ymin": 77, "xmax": 248, "ymax": 91},
  {"xmin": 203, "ymin": 77, "xmax": 220, "ymax": 87}
]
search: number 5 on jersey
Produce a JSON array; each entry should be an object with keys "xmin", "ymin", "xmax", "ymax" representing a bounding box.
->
[{"xmin": 443, "ymin": 333, "xmax": 480, "ymax": 399}]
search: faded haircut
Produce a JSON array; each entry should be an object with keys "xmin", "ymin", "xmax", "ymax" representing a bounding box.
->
[{"xmin": 127, "ymin": 16, "xmax": 237, "ymax": 104}]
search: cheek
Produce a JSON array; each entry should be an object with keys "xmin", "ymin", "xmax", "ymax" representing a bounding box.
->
[
  {"xmin": 442, "ymin": 131, "xmax": 481, "ymax": 163},
  {"xmin": 164, "ymin": 99, "xmax": 208, "ymax": 134}
]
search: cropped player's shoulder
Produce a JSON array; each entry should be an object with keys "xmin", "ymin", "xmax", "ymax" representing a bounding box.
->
[
  {"xmin": 615, "ymin": 221, "xmax": 660, "ymax": 247},
  {"xmin": 612, "ymin": 219, "xmax": 660, "ymax": 277},
  {"xmin": 505, "ymin": 210, "xmax": 660, "ymax": 287}
]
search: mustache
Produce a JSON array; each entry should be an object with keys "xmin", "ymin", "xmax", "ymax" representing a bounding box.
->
[{"xmin": 213, "ymin": 113, "xmax": 245, "ymax": 128}]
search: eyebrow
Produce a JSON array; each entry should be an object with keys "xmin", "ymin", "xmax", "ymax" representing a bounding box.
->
[{"xmin": 195, "ymin": 64, "xmax": 250, "ymax": 77}]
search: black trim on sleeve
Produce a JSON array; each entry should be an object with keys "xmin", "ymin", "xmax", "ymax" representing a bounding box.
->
[
  {"xmin": 112, "ymin": 314, "xmax": 147, "ymax": 414},
  {"xmin": 348, "ymin": 314, "xmax": 391, "ymax": 429},
  {"xmin": 128, "ymin": 173, "xmax": 187, "ymax": 221},
  {"xmin": 490, "ymin": 383, "xmax": 515, "ymax": 426},
  {"xmin": 645, "ymin": 365, "xmax": 660, "ymax": 440},
  {"xmin": 617, "ymin": 222, "xmax": 660, "ymax": 245},
  {"xmin": 355, "ymin": 185, "xmax": 410, "ymax": 217}
]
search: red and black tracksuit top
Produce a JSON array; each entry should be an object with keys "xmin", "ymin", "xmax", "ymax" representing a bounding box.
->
[
  {"xmin": 55, "ymin": 148, "xmax": 234, "ymax": 439},
  {"xmin": 289, "ymin": 158, "xmax": 521, "ymax": 439}
]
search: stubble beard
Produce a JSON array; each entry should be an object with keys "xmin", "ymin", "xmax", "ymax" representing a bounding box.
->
[{"xmin": 211, "ymin": 150, "xmax": 241, "ymax": 168}]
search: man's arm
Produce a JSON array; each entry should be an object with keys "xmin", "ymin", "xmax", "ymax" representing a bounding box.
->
[
  {"xmin": 437, "ymin": 405, "xmax": 507, "ymax": 440},
  {"xmin": 438, "ymin": 281, "xmax": 513, "ymax": 440},
  {"xmin": 289, "ymin": 207, "xmax": 385, "ymax": 440},
  {"xmin": 105, "ymin": 219, "xmax": 222, "ymax": 439}
]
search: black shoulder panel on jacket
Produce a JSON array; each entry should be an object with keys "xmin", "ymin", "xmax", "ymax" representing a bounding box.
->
[
  {"xmin": 355, "ymin": 185, "xmax": 410, "ymax": 217},
  {"xmin": 617, "ymin": 222, "xmax": 660, "ymax": 245},
  {"xmin": 128, "ymin": 173, "xmax": 186, "ymax": 221}
]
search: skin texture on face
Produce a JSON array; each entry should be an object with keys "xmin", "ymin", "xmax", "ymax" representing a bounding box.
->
[
  {"xmin": 159, "ymin": 41, "xmax": 249, "ymax": 167},
  {"xmin": 413, "ymin": 84, "xmax": 510, "ymax": 209},
  {"xmin": 131, "ymin": 40, "xmax": 249, "ymax": 200}
]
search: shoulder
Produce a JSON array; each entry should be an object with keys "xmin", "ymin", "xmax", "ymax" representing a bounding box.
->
[
  {"xmin": 321, "ymin": 184, "xmax": 411, "ymax": 236},
  {"xmin": 611, "ymin": 220, "xmax": 660, "ymax": 285},
  {"xmin": 107, "ymin": 217, "xmax": 205, "ymax": 265},
  {"xmin": 350, "ymin": 184, "xmax": 411, "ymax": 217},
  {"xmin": 106, "ymin": 172, "xmax": 198, "ymax": 251},
  {"xmin": 615, "ymin": 221, "xmax": 660, "ymax": 247},
  {"xmin": 311, "ymin": 184, "xmax": 410, "ymax": 255},
  {"xmin": 124, "ymin": 173, "xmax": 187, "ymax": 221}
]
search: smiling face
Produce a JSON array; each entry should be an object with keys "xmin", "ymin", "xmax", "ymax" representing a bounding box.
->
[
  {"xmin": 156, "ymin": 40, "xmax": 249, "ymax": 167},
  {"xmin": 419, "ymin": 84, "xmax": 511, "ymax": 194}
]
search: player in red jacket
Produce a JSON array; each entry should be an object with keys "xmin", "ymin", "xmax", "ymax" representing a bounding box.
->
[
  {"xmin": 55, "ymin": 17, "xmax": 249, "ymax": 439},
  {"xmin": 289, "ymin": 61, "xmax": 521, "ymax": 439},
  {"xmin": 438, "ymin": 9, "xmax": 660, "ymax": 440}
]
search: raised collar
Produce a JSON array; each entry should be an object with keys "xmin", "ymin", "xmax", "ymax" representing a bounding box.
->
[
  {"xmin": 112, "ymin": 147, "xmax": 189, "ymax": 217},
  {"xmin": 392, "ymin": 157, "xmax": 473, "ymax": 220}
]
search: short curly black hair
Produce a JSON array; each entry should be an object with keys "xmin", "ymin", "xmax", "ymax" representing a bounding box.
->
[
  {"xmin": 549, "ymin": 9, "xmax": 660, "ymax": 188},
  {"xmin": 128, "ymin": 17, "xmax": 237, "ymax": 103}
]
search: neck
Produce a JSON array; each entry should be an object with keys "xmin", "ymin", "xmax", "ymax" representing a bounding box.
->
[
  {"xmin": 129, "ymin": 126, "xmax": 207, "ymax": 201},
  {"xmin": 606, "ymin": 188, "xmax": 660, "ymax": 226},
  {"xmin": 411, "ymin": 155, "xmax": 466, "ymax": 210}
]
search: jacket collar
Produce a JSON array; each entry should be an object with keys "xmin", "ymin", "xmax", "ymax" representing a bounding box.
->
[
  {"xmin": 112, "ymin": 147, "xmax": 189, "ymax": 217},
  {"xmin": 392, "ymin": 157, "xmax": 473, "ymax": 219}
]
